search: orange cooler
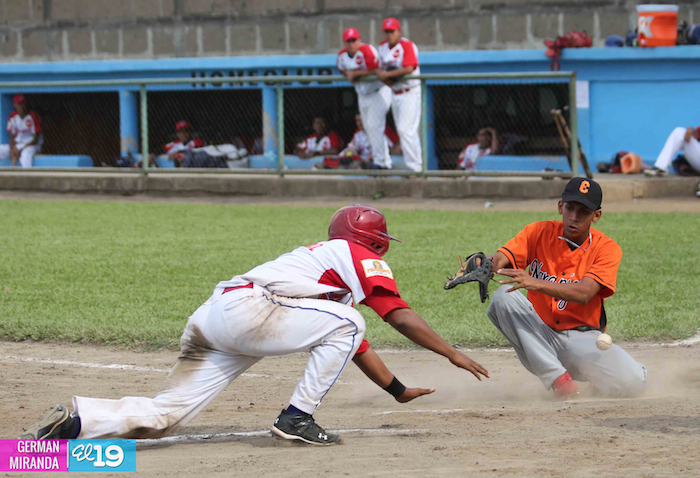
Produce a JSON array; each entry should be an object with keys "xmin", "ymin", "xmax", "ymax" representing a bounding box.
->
[{"xmin": 637, "ymin": 4, "xmax": 679, "ymax": 47}]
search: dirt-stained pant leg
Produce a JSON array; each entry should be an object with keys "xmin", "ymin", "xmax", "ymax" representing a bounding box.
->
[
  {"xmin": 487, "ymin": 285, "xmax": 568, "ymax": 389},
  {"xmin": 73, "ymin": 295, "xmax": 262, "ymax": 439},
  {"xmin": 73, "ymin": 286, "xmax": 365, "ymax": 438},
  {"xmin": 559, "ymin": 330, "xmax": 648, "ymax": 397},
  {"xmin": 206, "ymin": 289, "xmax": 366, "ymax": 415}
]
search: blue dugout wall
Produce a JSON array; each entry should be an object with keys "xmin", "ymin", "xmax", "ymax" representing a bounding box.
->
[{"xmin": 1, "ymin": 46, "xmax": 699, "ymax": 165}]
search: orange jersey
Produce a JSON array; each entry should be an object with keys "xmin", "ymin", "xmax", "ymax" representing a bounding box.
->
[{"xmin": 497, "ymin": 220, "xmax": 622, "ymax": 331}]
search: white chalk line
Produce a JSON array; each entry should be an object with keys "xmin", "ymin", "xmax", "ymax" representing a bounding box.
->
[
  {"xmin": 372, "ymin": 408, "xmax": 468, "ymax": 416},
  {"xmin": 136, "ymin": 427, "xmax": 428, "ymax": 446}
]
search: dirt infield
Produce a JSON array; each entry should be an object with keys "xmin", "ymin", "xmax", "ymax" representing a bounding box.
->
[{"xmin": 2, "ymin": 340, "xmax": 700, "ymax": 477}]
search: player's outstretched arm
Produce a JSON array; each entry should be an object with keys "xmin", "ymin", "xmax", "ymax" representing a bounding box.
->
[
  {"xmin": 384, "ymin": 308, "xmax": 489, "ymax": 380},
  {"xmin": 353, "ymin": 346, "xmax": 435, "ymax": 403}
]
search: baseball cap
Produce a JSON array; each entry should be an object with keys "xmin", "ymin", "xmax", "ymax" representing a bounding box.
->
[
  {"xmin": 343, "ymin": 28, "xmax": 360, "ymax": 41},
  {"xmin": 175, "ymin": 120, "xmax": 191, "ymax": 131},
  {"xmin": 561, "ymin": 177, "xmax": 602, "ymax": 210},
  {"xmin": 382, "ymin": 17, "xmax": 400, "ymax": 31},
  {"xmin": 13, "ymin": 94, "xmax": 26, "ymax": 104}
]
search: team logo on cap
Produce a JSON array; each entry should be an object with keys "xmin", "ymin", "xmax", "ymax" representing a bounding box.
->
[{"xmin": 579, "ymin": 180, "xmax": 590, "ymax": 194}]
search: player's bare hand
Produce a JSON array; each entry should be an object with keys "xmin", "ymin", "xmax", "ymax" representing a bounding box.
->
[
  {"xmin": 497, "ymin": 268, "xmax": 539, "ymax": 292},
  {"xmin": 375, "ymin": 68, "xmax": 389, "ymax": 81},
  {"xmin": 395, "ymin": 387, "xmax": 436, "ymax": 403},
  {"xmin": 449, "ymin": 351, "xmax": 489, "ymax": 380},
  {"xmin": 345, "ymin": 70, "xmax": 358, "ymax": 83}
]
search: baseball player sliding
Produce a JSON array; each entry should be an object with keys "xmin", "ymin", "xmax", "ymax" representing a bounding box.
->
[
  {"xmin": 446, "ymin": 178, "xmax": 647, "ymax": 398},
  {"xmin": 337, "ymin": 28, "xmax": 393, "ymax": 169},
  {"xmin": 376, "ymin": 18, "xmax": 422, "ymax": 172},
  {"xmin": 21, "ymin": 205, "xmax": 488, "ymax": 446}
]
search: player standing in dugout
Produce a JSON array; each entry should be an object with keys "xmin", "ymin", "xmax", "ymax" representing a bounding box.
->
[
  {"xmin": 20, "ymin": 205, "xmax": 488, "ymax": 446},
  {"xmin": 376, "ymin": 18, "xmax": 422, "ymax": 172},
  {"xmin": 447, "ymin": 178, "xmax": 647, "ymax": 398},
  {"xmin": 337, "ymin": 28, "xmax": 393, "ymax": 170}
]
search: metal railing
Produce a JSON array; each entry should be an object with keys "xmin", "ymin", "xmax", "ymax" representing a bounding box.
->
[{"xmin": 0, "ymin": 71, "xmax": 578, "ymax": 178}]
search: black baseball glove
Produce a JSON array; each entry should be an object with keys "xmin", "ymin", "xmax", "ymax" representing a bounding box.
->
[{"xmin": 444, "ymin": 252, "xmax": 493, "ymax": 303}]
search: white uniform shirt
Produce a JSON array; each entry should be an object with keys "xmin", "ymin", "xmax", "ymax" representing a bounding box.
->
[
  {"xmin": 296, "ymin": 132, "xmax": 343, "ymax": 155},
  {"xmin": 164, "ymin": 137, "xmax": 205, "ymax": 154},
  {"xmin": 218, "ymin": 239, "xmax": 406, "ymax": 313},
  {"xmin": 7, "ymin": 111, "xmax": 42, "ymax": 150},
  {"xmin": 377, "ymin": 38, "xmax": 420, "ymax": 92},
  {"xmin": 346, "ymin": 127, "xmax": 399, "ymax": 161},
  {"xmin": 458, "ymin": 143, "xmax": 491, "ymax": 170},
  {"xmin": 337, "ymin": 44, "xmax": 384, "ymax": 95}
]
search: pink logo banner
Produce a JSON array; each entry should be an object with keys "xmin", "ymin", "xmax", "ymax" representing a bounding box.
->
[{"xmin": 0, "ymin": 440, "xmax": 68, "ymax": 472}]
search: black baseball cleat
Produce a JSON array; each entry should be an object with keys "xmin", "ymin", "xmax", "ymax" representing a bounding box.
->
[
  {"xmin": 271, "ymin": 409, "xmax": 341, "ymax": 446},
  {"xmin": 19, "ymin": 405, "xmax": 77, "ymax": 440}
]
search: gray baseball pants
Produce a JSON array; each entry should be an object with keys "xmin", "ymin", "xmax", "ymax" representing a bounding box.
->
[{"xmin": 487, "ymin": 285, "xmax": 648, "ymax": 396}]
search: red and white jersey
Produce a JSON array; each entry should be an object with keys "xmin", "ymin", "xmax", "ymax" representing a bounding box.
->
[
  {"xmin": 218, "ymin": 239, "xmax": 409, "ymax": 320},
  {"xmin": 458, "ymin": 143, "xmax": 491, "ymax": 170},
  {"xmin": 377, "ymin": 38, "xmax": 420, "ymax": 91},
  {"xmin": 346, "ymin": 126, "xmax": 399, "ymax": 160},
  {"xmin": 337, "ymin": 44, "xmax": 384, "ymax": 95},
  {"xmin": 164, "ymin": 137, "xmax": 204, "ymax": 154},
  {"xmin": 7, "ymin": 111, "xmax": 41, "ymax": 150},
  {"xmin": 296, "ymin": 132, "xmax": 343, "ymax": 155}
]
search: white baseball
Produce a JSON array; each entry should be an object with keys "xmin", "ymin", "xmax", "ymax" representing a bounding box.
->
[{"xmin": 596, "ymin": 333, "xmax": 612, "ymax": 351}]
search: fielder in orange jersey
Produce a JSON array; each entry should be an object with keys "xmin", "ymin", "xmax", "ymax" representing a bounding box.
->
[{"xmin": 485, "ymin": 177, "xmax": 648, "ymax": 398}]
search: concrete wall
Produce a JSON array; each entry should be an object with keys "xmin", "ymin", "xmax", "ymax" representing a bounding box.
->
[{"xmin": 2, "ymin": 0, "xmax": 700, "ymax": 62}]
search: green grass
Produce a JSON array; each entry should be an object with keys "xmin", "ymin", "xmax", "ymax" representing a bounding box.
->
[{"xmin": 1, "ymin": 200, "xmax": 698, "ymax": 349}]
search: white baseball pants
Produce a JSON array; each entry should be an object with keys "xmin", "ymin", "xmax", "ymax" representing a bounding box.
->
[
  {"xmin": 487, "ymin": 285, "xmax": 647, "ymax": 396},
  {"xmin": 653, "ymin": 127, "xmax": 700, "ymax": 172},
  {"xmin": 358, "ymin": 87, "xmax": 392, "ymax": 169},
  {"xmin": 73, "ymin": 285, "xmax": 365, "ymax": 439},
  {"xmin": 391, "ymin": 87, "xmax": 422, "ymax": 172},
  {"xmin": 0, "ymin": 144, "xmax": 38, "ymax": 167}
]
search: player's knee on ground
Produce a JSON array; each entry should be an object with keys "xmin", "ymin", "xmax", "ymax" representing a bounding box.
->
[{"xmin": 614, "ymin": 364, "xmax": 648, "ymax": 397}]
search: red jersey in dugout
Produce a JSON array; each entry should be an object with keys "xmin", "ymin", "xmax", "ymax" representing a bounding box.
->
[{"xmin": 497, "ymin": 220, "xmax": 622, "ymax": 331}]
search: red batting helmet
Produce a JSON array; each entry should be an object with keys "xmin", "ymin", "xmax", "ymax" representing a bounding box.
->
[{"xmin": 328, "ymin": 204, "xmax": 401, "ymax": 257}]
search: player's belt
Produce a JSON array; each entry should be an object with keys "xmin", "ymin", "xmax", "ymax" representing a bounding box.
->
[
  {"xmin": 392, "ymin": 88, "xmax": 412, "ymax": 95},
  {"xmin": 222, "ymin": 283, "xmax": 253, "ymax": 294}
]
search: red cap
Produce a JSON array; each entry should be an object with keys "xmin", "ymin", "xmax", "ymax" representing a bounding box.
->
[
  {"xmin": 13, "ymin": 94, "xmax": 26, "ymax": 104},
  {"xmin": 175, "ymin": 120, "xmax": 191, "ymax": 131},
  {"xmin": 343, "ymin": 28, "xmax": 360, "ymax": 41},
  {"xmin": 382, "ymin": 17, "xmax": 401, "ymax": 31}
]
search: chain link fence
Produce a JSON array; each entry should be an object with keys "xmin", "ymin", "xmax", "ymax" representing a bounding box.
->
[
  {"xmin": 8, "ymin": 92, "xmax": 120, "ymax": 166},
  {"xmin": 430, "ymin": 78, "xmax": 571, "ymax": 170},
  {"xmin": 0, "ymin": 72, "xmax": 578, "ymax": 175}
]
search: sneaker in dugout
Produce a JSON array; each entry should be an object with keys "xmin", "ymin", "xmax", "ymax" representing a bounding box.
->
[
  {"xmin": 271, "ymin": 409, "xmax": 341, "ymax": 446},
  {"xmin": 19, "ymin": 404, "xmax": 76, "ymax": 439},
  {"xmin": 643, "ymin": 167, "xmax": 668, "ymax": 177}
]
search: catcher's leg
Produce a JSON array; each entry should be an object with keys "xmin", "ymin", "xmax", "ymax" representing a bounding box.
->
[
  {"xmin": 559, "ymin": 330, "xmax": 648, "ymax": 397},
  {"xmin": 487, "ymin": 285, "xmax": 567, "ymax": 389}
]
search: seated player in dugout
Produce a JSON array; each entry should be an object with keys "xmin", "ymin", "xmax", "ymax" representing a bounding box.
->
[
  {"xmin": 458, "ymin": 127, "xmax": 500, "ymax": 171},
  {"xmin": 139, "ymin": 120, "xmax": 204, "ymax": 168},
  {"xmin": 0, "ymin": 94, "xmax": 43, "ymax": 168},
  {"xmin": 345, "ymin": 113, "xmax": 402, "ymax": 162},
  {"xmin": 20, "ymin": 205, "xmax": 488, "ymax": 446},
  {"xmin": 294, "ymin": 116, "xmax": 343, "ymax": 159},
  {"xmin": 485, "ymin": 178, "xmax": 647, "ymax": 398}
]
